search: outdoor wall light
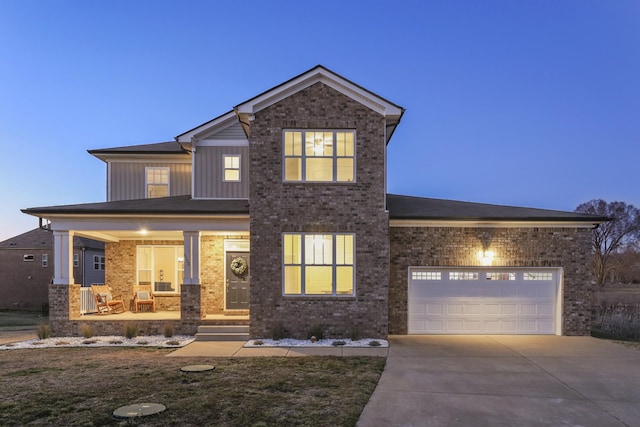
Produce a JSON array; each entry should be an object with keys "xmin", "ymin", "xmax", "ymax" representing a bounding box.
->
[
  {"xmin": 478, "ymin": 250, "xmax": 495, "ymax": 266},
  {"xmin": 139, "ymin": 228, "xmax": 148, "ymax": 236}
]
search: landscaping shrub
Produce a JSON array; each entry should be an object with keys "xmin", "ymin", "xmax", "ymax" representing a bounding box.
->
[
  {"xmin": 80, "ymin": 324, "xmax": 94, "ymax": 339},
  {"xmin": 271, "ymin": 323, "xmax": 287, "ymax": 340},
  {"xmin": 592, "ymin": 304, "xmax": 640, "ymax": 341},
  {"xmin": 36, "ymin": 323, "xmax": 51, "ymax": 340},
  {"xmin": 163, "ymin": 323, "xmax": 174, "ymax": 338},
  {"xmin": 124, "ymin": 322, "xmax": 138, "ymax": 339}
]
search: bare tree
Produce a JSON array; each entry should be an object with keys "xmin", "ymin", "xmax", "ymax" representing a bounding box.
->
[{"xmin": 576, "ymin": 200, "xmax": 640, "ymax": 286}]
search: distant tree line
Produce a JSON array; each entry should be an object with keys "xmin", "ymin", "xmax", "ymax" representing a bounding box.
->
[{"xmin": 576, "ymin": 200, "xmax": 640, "ymax": 286}]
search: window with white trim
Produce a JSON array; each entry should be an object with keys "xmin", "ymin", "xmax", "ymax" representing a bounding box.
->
[
  {"xmin": 136, "ymin": 245, "xmax": 184, "ymax": 293},
  {"xmin": 223, "ymin": 155, "xmax": 241, "ymax": 182},
  {"xmin": 93, "ymin": 255, "xmax": 105, "ymax": 271},
  {"xmin": 283, "ymin": 233, "xmax": 354, "ymax": 296},
  {"xmin": 145, "ymin": 167, "xmax": 170, "ymax": 198},
  {"xmin": 73, "ymin": 254, "xmax": 80, "ymax": 267},
  {"xmin": 283, "ymin": 130, "xmax": 355, "ymax": 182},
  {"xmin": 41, "ymin": 254, "xmax": 48, "ymax": 267}
]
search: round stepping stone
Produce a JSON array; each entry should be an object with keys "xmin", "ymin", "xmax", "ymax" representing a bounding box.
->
[
  {"xmin": 113, "ymin": 403, "xmax": 166, "ymax": 418},
  {"xmin": 180, "ymin": 364, "xmax": 215, "ymax": 372}
]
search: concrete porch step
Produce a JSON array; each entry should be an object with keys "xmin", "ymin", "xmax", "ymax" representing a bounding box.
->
[{"xmin": 195, "ymin": 325, "xmax": 249, "ymax": 342}]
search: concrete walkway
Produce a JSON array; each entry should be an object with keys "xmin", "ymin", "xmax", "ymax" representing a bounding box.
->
[
  {"xmin": 357, "ymin": 335, "xmax": 640, "ymax": 427},
  {"xmin": 167, "ymin": 341, "xmax": 389, "ymax": 357}
]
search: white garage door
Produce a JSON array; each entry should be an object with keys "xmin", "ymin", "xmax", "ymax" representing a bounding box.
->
[{"xmin": 408, "ymin": 268, "xmax": 560, "ymax": 334}]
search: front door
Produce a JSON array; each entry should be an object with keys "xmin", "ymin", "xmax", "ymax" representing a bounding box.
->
[{"xmin": 226, "ymin": 252, "xmax": 250, "ymax": 310}]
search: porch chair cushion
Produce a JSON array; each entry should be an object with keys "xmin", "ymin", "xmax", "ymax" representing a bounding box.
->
[{"xmin": 137, "ymin": 291, "xmax": 150, "ymax": 300}]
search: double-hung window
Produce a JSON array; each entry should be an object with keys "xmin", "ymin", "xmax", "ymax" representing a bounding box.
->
[
  {"xmin": 93, "ymin": 255, "xmax": 105, "ymax": 271},
  {"xmin": 145, "ymin": 167, "xmax": 170, "ymax": 198},
  {"xmin": 283, "ymin": 130, "xmax": 355, "ymax": 182},
  {"xmin": 223, "ymin": 155, "xmax": 241, "ymax": 182},
  {"xmin": 283, "ymin": 233, "xmax": 354, "ymax": 296}
]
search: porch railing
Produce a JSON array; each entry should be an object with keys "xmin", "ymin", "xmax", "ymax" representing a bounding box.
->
[{"xmin": 80, "ymin": 287, "xmax": 98, "ymax": 315}]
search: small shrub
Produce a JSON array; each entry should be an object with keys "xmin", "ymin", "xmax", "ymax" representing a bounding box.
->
[
  {"xmin": 80, "ymin": 324, "xmax": 95, "ymax": 339},
  {"xmin": 369, "ymin": 340, "xmax": 381, "ymax": 347},
  {"xmin": 271, "ymin": 323, "xmax": 287, "ymax": 340},
  {"xmin": 307, "ymin": 324, "xmax": 325, "ymax": 340},
  {"xmin": 332, "ymin": 340, "xmax": 346, "ymax": 347},
  {"xmin": 55, "ymin": 341, "xmax": 69, "ymax": 346},
  {"xmin": 349, "ymin": 326, "xmax": 362, "ymax": 342},
  {"xmin": 163, "ymin": 323, "xmax": 174, "ymax": 338},
  {"xmin": 31, "ymin": 341, "xmax": 44, "ymax": 346},
  {"xmin": 82, "ymin": 339, "xmax": 97, "ymax": 345},
  {"xmin": 165, "ymin": 340, "xmax": 180, "ymax": 346},
  {"xmin": 253, "ymin": 340, "xmax": 264, "ymax": 346},
  {"xmin": 36, "ymin": 323, "xmax": 51, "ymax": 340},
  {"xmin": 136, "ymin": 340, "xmax": 149, "ymax": 345},
  {"xmin": 124, "ymin": 322, "xmax": 138, "ymax": 339},
  {"xmin": 108, "ymin": 340, "xmax": 123, "ymax": 345}
]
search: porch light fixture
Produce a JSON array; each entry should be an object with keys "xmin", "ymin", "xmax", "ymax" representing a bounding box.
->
[
  {"xmin": 139, "ymin": 228, "xmax": 148, "ymax": 236},
  {"xmin": 478, "ymin": 250, "xmax": 494, "ymax": 266}
]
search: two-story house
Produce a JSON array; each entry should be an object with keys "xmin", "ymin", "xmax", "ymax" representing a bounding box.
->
[{"xmin": 23, "ymin": 65, "xmax": 606, "ymax": 338}]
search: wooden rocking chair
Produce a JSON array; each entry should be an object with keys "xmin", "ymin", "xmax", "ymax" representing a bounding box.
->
[
  {"xmin": 91, "ymin": 284, "xmax": 126, "ymax": 314},
  {"xmin": 133, "ymin": 285, "xmax": 156, "ymax": 313}
]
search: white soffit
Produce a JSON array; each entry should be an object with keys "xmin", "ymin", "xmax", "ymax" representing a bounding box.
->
[{"xmin": 389, "ymin": 219, "xmax": 599, "ymax": 228}]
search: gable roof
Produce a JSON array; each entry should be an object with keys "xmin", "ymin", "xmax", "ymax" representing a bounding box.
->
[
  {"xmin": 0, "ymin": 228, "xmax": 104, "ymax": 250},
  {"xmin": 175, "ymin": 65, "xmax": 405, "ymax": 145},
  {"xmin": 387, "ymin": 194, "xmax": 608, "ymax": 224},
  {"xmin": 234, "ymin": 65, "xmax": 405, "ymax": 144}
]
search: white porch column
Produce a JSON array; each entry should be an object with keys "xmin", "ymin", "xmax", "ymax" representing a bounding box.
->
[
  {"xmin": 183, "ymin": 231, "xmax": 201, "ymax": 284},
  {"xmin": 53, "ymin": 230, "xmax": 74, "ymax": 285}
]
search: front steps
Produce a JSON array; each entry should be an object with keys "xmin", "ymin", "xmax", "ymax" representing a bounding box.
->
[{"xmin": 195, "ymin": 324, "xmax": 249, "ymax": 342}]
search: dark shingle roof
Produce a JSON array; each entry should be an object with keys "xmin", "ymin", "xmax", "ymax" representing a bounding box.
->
[
  {"xmin": 387, "ymin": 194, "xmax": 608, "ymax": 222},
  {"xmin": 88, "ymin": 141, "xmax": 189, "ymax": 155},
  {"xmin": 22, "ymin": 196, "xmax": 249, "ymax": 216},
  {"xmin": 0, "ymin": 228, "xmax": 104, "ymax": 249}
]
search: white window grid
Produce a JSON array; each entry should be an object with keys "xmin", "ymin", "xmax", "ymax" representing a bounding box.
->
[
  {"xmin": 523, "ymin": 272, "xmax": 553, "ymax": 281},
  {"xmin": 449, "ymin": 271, "xmax": 479, "ymax": 280},
  {"xmin": 223, "ymin": 155, "xmax": 241, "ymax": 182},
  {"xmin": 486, "ymin": 272, "xmax": 516, "ymax": 281},
  {"xmin": 412, "ymin": 271, "xmax": 442, "ymax": 281},
  {"xmin": 41, "ymin": 254, "xmax": 48, "ymax": 267},
  {"xmin": 283, "ymin": 130, "xmax": 356, "ymax": 183}
]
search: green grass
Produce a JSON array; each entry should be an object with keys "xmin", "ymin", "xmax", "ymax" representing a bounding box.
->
[{"xmin": 0, "ymin": 347, "xmax": 385, "ymax": 426}]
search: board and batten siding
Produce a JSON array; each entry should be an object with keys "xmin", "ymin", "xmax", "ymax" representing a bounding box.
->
[
  {"xmin": 193, "ymin": 145, "xmax": 249, "ymax": 199},
  {"xmin": 108, "ymin": 162, "xmax": 191, "ymax": 201}
]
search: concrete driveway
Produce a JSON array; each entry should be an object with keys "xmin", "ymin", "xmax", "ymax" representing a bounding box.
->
[{"xmin": 357, "ymin": 335, "xmax": 640, "ymax": 427}]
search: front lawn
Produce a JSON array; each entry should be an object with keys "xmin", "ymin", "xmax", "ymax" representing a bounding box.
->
[{"xmin": 0, "ymin": 347, "xmax": 385, "ymax": 426}]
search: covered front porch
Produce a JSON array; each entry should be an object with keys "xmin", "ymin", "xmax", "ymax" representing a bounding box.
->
[{"xmin": 23, "ymin": 197, "xmax": 252, "ymax": 337}]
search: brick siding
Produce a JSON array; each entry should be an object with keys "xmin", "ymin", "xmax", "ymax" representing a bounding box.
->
[
  {"xmin": 389, "ymin": 226, "xmax": 594, "ymax": 335},
  {"xmin": 248, "ymin": 82, "xmax": 390, "ymax": 339}
]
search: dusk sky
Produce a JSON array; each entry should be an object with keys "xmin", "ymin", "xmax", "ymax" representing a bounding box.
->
[{"xmin": 1, "ymin": 1, "xmax": 639, "ymax": 241}]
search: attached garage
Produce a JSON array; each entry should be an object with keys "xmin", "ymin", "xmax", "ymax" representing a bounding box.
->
[{"xmin": 408, "ymin": 267, "xmax": 562, "ymax": 335}]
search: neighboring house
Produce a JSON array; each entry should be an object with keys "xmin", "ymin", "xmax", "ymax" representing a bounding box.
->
[
  {"xmin": 22, "ymin": 65, "xmax": 607, "ymax": 338},
  {"xmin": 0, "ymin": 228, "xmax": 105, "ymax": 310}
]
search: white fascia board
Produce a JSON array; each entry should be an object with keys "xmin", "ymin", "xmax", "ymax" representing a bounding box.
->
[
  {"xmin": 235, "ymin": 69, "xmax": 403, "ymax": 118},
  {"xmin": 390, "ymin": 219, "xmax": 599, "ymax": 228},
  {"xmin": 176, "ymin": 111, "xmax": 238, "ymax": 144}
]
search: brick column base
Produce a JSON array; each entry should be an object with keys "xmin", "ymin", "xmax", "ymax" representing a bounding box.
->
[{"xmin": 180, "ymin": 284, "xmax": 202, "ymax": 335}]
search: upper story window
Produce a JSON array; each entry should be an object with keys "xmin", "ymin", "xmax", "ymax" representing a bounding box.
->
[
  {"xmin": 283, "ymin": 130, "xmax": 355, "ymax": 182},
  {"xmin": 41, "ymin": 254, "xmax": 48, "ymax": 267},
  {"xmin": 73, "ymin": 253, "xmax": 80, "ymax": 267},
  {"xmin": 223, "ymin": 155, "xmax": 241, "ymax": 182},
  {"xmin": 145, "ymin": 167, "xmax": 170, "ymax": 198}
]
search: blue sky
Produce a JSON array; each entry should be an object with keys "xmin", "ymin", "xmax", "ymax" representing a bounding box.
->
[{"xmin": 1, "ymin": 1, "xmax": 639, "ymax": 241}]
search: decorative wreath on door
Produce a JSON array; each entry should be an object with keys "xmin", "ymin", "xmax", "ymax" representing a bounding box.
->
[{"xmin": 230, "ymin": 257, "xmax": 248, "ymax": 276}]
